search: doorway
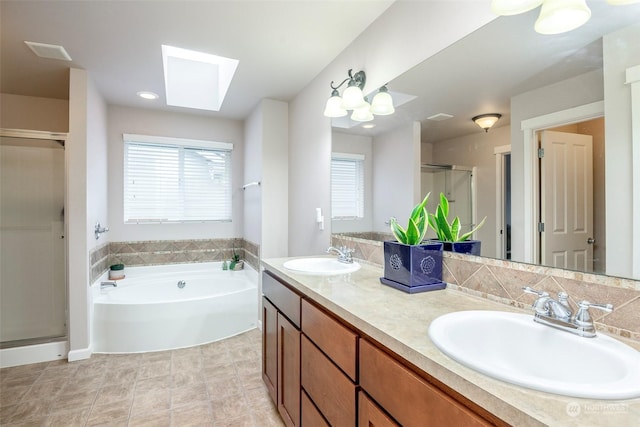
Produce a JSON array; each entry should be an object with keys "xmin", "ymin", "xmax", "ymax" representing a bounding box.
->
[
  {"xmin": 0, "ymin": 131, "xmax": 67, "ymax": 349},
  {"xmin": 536, "ymin": 118, "xmax": 605, "ymax": 274}
]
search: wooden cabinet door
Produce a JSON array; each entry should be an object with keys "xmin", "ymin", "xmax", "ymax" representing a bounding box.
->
[
  {"xmin": 358, "ymin": 391, "xmax": 399, "ymax": 427},
  {"xmin": 262, "ymin": 297, "xmax": 277, "ymax": 404},
  {"xmin": 278, "ymin": 312, "xmax": 301, "ymax": 427}
]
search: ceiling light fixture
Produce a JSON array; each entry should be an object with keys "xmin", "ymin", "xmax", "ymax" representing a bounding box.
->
[
  {"xmin": 472, "ymin": 113, "xmax": 502, "ymax": 132},
  {"xmin": 323, "ymin": 69, "xmax": 394, "ymax": 122},
  {"xmin": 491, "ymin": 0, "xmax": 639, "ymax": 35},
  {"xmin": 137, "ymin": 91, "xmax": 159, "ymax": 100}
]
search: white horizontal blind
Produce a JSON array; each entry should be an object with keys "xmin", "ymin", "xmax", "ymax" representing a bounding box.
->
[
  {"xmin": 124, "ymin": 135, "xmax": 232, "ymax": 223},
  {"xmin": 331, "ymin": 153, "xmax": 364, "ymax": 219}
]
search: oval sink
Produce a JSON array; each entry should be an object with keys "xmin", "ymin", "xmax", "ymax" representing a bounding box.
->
[
  {"xmin": 428, "ymin": 310, "xmax": 640, "ymax": 399},
  {"xmin": 283, "ymin": 257, "xmax": 361, "ymax": 275}
]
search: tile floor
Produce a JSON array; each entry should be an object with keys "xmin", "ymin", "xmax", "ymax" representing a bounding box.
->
[{"xmin": 0, "ymin": 329, "xmax": 284, "ymax": 426}]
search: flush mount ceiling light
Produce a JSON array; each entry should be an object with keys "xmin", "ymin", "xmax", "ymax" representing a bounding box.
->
[
  {"xmin": 137, "ymin": 91, "xmax": 159, "ymax": 100},
  {"xmin": 161, "ymin": 45, "xmax": 238, "ymax": 112},
  {"xmin": 492, "ymin": 0, "xmax": 639, "ymax": 35},
  {"xmin": 472, "ymin": 113, "xmax": 502, "ymax": 132},
  {"xmin": 24, "ymin": 41, "xmax": 72, "ymax": 61},
  {"xmin": 323, "ymin": 69, "xmax": 394, "ymax": 122}
]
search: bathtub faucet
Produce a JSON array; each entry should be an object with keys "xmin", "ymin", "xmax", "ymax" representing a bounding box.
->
[{"xmin": 100, "ymin": 281, "xmax": 117, "ymax": 289}]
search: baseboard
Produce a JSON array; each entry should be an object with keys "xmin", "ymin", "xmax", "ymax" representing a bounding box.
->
[
  {"xmin": 0, "ymin": 341, "xmax": 68, "ymax": 368},
  {"xmin": 67, "ymin": 347, "xmax": 92, "ymax": 362}
]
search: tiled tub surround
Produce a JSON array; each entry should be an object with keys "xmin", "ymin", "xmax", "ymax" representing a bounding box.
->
[
  {"xmin": 90, "ymin": 238, "xmax": 260, "ymax": 284},
  {"xmin": 332, "ymin": 233, "xmax": 640, "ymax": 342}
]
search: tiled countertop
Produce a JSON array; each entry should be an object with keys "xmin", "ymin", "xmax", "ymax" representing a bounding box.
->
[{"xmin": 262, "ymin": 257, "xmax": 640, "ymax": 427}]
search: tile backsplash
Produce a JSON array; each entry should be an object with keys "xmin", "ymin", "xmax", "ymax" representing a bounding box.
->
[
  {"xmin": 332, "ymin": 233, "xmax": 640, "ymax": 342},
  {"xmin": 90, "ymin": 238, "xmax": 260, "ymax": 284}
]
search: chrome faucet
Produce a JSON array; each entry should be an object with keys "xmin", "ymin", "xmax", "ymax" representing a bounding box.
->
[
  {"xmin": 522, "ymin": 287, "xmax": 612, "ymax": 337},
  {"xmin": 100, "ymin": 281, "xmax": 117, "ymax": 289},
  {"xmin": 326, "ymin": 246, "xmax": 354, "ymax": 264}
]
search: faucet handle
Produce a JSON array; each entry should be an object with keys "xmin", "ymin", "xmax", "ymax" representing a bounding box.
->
[
  {"xmin": 574, "ymin": 300, "xmax": 613, "ymax": 328},
  {"xmin": 522, "ymin": 287, "xmax": 549, "ymax": 298}
]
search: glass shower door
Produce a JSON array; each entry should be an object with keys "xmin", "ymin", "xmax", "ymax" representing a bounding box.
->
[{"xmin": 0, "ymin": 136, "xmax": 66, "ymax": 346}]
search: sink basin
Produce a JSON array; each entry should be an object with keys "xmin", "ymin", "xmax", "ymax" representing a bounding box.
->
[
  {"xmin": 283, "ymin": 257, "xmax": 361, "ymax": 275},
  {"xmin": 428, "ymin": 310, "xmax": 640, "ymax": 399}
]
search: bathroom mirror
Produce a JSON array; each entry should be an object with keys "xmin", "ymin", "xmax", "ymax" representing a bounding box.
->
[{"xmin": 330, "ymin": 3, "xmax": 640, "ymax": 279}]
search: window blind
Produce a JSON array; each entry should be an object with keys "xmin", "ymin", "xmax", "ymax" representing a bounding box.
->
[
  {"xmin": 331, "ymin": 153, "xmax": 364, "ymax": 219},
  {"xmin": 123, "ymin": 135, "xmax": 232, "ymax": 223}
]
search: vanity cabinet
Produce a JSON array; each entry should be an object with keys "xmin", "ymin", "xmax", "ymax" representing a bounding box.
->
[
  {"xmin": 262, "ymin": 272, "xmax": 301, "ymax": 427},
  {"xmin": 262, "ymin": 269, "xmax": 504, "ymax": 427}
]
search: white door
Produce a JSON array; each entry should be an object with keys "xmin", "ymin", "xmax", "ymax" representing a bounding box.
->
[{"xmin": 540, "ymin": 131, "xmax": 593, "ymax": 271}]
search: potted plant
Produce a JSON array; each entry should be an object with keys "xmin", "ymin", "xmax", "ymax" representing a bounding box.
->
[
  {"xmin": 428, "ymin": 192, "xmax": 486, "ymax": 255},
  {"xmin": 381, "ymin": 193, "xmax": 446, "ymax": 293},
  {"xmin": 229, "ymin": 247, "xmax": 244, "ymax": 271}
]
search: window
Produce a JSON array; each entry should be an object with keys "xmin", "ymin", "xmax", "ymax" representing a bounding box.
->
[
  {"xmin": 331, "ymin": 153, "xmax": 364, "ymax": 219},
  {"xmin": 123, "ymin": 134, "xmax": 232, "ymax": 223}
]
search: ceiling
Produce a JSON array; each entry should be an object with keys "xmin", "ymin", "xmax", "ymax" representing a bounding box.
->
[
  {"xmin": 332, "ymin": 1, "xmax": 640, "ymax": 143},
  {"xmin": 0, "ymin": 0, "xmax": 394, "ymax": 120}
]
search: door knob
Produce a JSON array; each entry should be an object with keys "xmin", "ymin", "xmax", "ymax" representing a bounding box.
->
[{"xmin": 587, "ymin": 237, "xmax": 595, "ymax": 244}]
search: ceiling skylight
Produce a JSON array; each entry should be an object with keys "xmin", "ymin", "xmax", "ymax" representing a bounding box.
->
[{"xmin": 161, "ymin": 45, "xmax": 239, "ymax": 111}]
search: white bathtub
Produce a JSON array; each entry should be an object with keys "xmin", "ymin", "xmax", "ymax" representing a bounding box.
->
[{"xmin": 92, "ymin": 262, "xmax": 258, "ymax": 353}]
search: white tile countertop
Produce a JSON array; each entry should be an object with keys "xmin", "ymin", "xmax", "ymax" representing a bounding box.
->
[{"xmin": 262, "ymin": 257, "xmax": 640, "ymax": 427}]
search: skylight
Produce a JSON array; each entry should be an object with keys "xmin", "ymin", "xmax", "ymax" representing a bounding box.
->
[{"xmin": 161, "ymin": 45, "xmax": 239, "ymax": 112}]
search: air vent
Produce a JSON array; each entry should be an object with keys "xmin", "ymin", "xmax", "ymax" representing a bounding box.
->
[
  {"xmin": 24, "ymin": 41, "xmax": 72, "ymax": 61},
  {"xmin": 427, "ymin": 113, "xmax": 453, "ymax": 122}
]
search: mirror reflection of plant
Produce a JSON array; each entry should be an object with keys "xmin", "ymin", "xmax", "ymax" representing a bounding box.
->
[
  {"xmin": 389, "ymin": 193, "xmax": 430, "ymax": 245},
  {"xmin": 429, "ymin": 192, "xmax": 486, "ymax": 242}
]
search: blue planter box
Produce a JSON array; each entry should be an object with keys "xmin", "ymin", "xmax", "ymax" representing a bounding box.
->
[
  {"xmin": 440, "ymin": 240, "xmax": 481, "ymax": 256},
  {"xmin": 380, "ymin": 241, "xmax": 446, "ymax": 293}
]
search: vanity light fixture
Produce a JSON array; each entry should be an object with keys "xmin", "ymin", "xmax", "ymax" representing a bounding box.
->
[
  {"xmin": 472, "ymin": 113, "xmax": 502, "ymax": 132},
  {"xmin": 491, "ymin": 0, "xmax": 639, "ymax": 35},
  {"xmin": 323, "ymin": 69, "xmax": 394, "ymax": 122}
]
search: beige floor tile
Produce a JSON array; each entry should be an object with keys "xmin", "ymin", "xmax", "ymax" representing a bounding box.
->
[
  {"xmin": 43, "ymin": 406, "xmax": 91, "ymax": 426},
  {"xmin": 141, "ymin": 350, "xmax": 172, "ymax": 362},
  {"xmin": 101, "ymin": 366, "xmax": 138, "ymax": 387},
  {"xmin": 0, "ymin": 384, "xmax": 30, "ymax": 407},
  {"xmin": 135, "ymin": 374, "xmax": 172, "ymax": 393},
  {"xmin": 138, "ymin": 359, "xmax": 171, "ymax": 379},
  {"xmin": 128, "ymin": 410, "xmax": 171, "ymax": 427},
  {"xmin": 171, "ymin": 401, "xmax": 213, "ymax": 426},
  {"xmin": 0, "ymin": 399, "xmax": 52, "ymax": 424},
  {"xmin": 172, "ymin": 382, "xmax": 209, "ymax": 408},
  {"xmin": 172, "ymin": 370, "xmax": 205, "ymax": 388},
  {"xmin": 94, "ymin": 383, "xmax": 134, "ymax": 406},
  {"xmin": 211, "ymin": 396, "xmax": 250, "ymax": 422},
  {"xmin": 213, "ymin": 413, "xmax": 255, "ymax": 427},
  {"xmin": 130, "ymin": 387, "xmax": 170, "ymax": 416},
  {"xmin": 26, "ymin": 379, "xmax": 66, "ymax": 401},
  {"xmin": 64, "ymin": 372, "xmax": 105, "ymax": 392},
  {"xmin": 50, "ymin": 388, "xmax": 98, "ymax": 413},
  {"xmin": 87, "ymin": 398, "xmax": 131, "ymax": 425}
]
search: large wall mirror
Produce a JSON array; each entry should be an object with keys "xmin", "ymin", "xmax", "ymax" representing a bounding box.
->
[{"xmin": 330, "ymin": 3, "xmax": 640, "ymax": 280}]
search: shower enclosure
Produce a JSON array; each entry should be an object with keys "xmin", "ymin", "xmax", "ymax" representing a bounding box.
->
[
  {"xmin": 0, "ymin": 130, "xmax": 67, "ymax": 350},
  {"xmin": 421, "ymin": 164, "xmax": 476, "ymax": 239}
]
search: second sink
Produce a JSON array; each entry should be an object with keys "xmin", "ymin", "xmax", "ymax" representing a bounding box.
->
[
  {"xmin": 283, "ymin": 257, "xmax": 361, "ymax": 275},
  {"xmin": 428, "ymin": 310, "xmax": 640, "ymax": 399}
]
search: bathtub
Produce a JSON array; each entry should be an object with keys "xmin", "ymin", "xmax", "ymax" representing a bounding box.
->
[{"xmin": 92, "ymin": 262, "xmax": 258, "ymax": 353}]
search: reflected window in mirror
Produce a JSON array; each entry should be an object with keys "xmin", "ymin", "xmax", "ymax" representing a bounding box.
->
[{"xmin": 331, "ymin": 153, "xmax": 364, "ymax": 220}]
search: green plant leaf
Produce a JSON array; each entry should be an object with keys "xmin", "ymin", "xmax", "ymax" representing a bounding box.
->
[
  {"xmin": 409, "ymin": 192, "xmax": 430, "ymax": 223},
  {"xmin": 439, "ymin": 192, "xmax": 449, "ymax": 218},
  {"xmin": 390, "ymin": 218, "xmax": 408, "ymax": 244},
  {"xmin": 451, "ymin": 216, "xmax": 461, "ymax": 241},
  {"xmin": 406, "ymin": 217, "xmax": 421, "ymax": 245},
  {"xmin": 435, "ymin": 205, "xmax": 453, "ymax": 241},
  {"xmin": 458, "ymin": 216, "xmax": 487, "ymax": 242}
]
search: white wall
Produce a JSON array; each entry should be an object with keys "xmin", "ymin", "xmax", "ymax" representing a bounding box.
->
[
  {"xmin": 603, "ymin": 23, "xmax": 640, "ymax": 279},
  {"xmin": 260, "ymin": 99, "xmax": 288, "ymax": 259},
  {"xmin": 331, "ymin": 131, "xmax": 373, "ymax": 233},
  {"xmin": 510, "ymin": 70, "xmax": 604, "ymax": 263},
  {"xmin": 288, "ymin": 1, "xmax": 496, "ymax": 256},
  {"xmin": 106, "ymin": 106, "xmax": 244, "ymax": 242},
  {"xmin": 0, "ymin": 93, "xmax": 69, "ymax": 132},
  {"xmin": 372, "ymin": 122, "xmax": 421, "ymax": 233},
  {"xmin": 244, "ymin": 99, "xmax": 289, "ymax": 259},
  {"xmin": 428, "ymin": 124, "xmax": 511, "ymax": 257}
]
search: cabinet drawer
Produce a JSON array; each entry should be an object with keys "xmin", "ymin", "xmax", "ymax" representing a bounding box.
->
[
  {"xmin": 263, "ymin": 271, "xmax": 301, "ymax": 328},
  {"xmin": 358, "ymin": 390, "xmax": 399, "ymax": 427},
  {"xmin": 360, "ymin": 340, "xmax": 490, "ymax": 427},
  {"xmin": 301, "ymin": 335, "xmax": 356, "ymax": 427},
  {"xmin": 302, "ymin": 390, "xmax": 329, "ymax": 427},
  {"xmin": 301, "ymin": 299, "xmax": 358, "ymax": 381}
]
